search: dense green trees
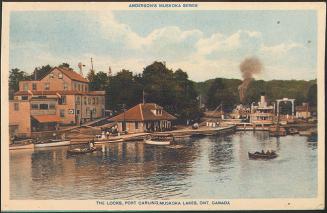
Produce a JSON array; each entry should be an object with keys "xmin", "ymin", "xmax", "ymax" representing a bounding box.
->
[
  {"xmin": 197, "ymin": 78, "xmax": 317, "ymax": 111},
  {"xmin": 8, "ymin": 61, "xmax": 317, "ymax": 122},
  {"xmin": 9, "ymin": 68, "xmax": 29, "ymax": 99}
]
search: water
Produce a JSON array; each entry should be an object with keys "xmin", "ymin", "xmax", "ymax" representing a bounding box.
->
[{"xmin": 10, "ymin": 131, "xmax": 317, "ymax": 199}]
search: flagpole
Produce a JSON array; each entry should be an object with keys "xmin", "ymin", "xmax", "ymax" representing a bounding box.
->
[{"xmin": 142, "ymin": 89, "xmax": 145, "ymax": 104}]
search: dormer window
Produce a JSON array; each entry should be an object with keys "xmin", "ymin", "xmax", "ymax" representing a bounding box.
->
[
  {"xmin": 58, "ymin": 73, "xmax": 63, "ymax": 79},
  {"xmin": 49, "ymin": 73, "xmax": 54, "ymax": 78}
]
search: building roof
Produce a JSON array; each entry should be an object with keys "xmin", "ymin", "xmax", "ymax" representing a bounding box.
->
[
  {"xmin": 32, "ymin": 115, "xmax": 62, "ymax": 123},
  {"xmin": 56, "ymin": 67, "xmax": 89, "ymax": 83},
  {"xmin": 109, "ymin": 103, "xmax": 177, "ymax": 122},
  {"xmin": 15, "ymin": 90, "xmax": 105, "ymax": 96}
]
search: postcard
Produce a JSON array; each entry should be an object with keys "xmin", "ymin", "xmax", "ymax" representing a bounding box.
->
[{"xmin": 1, "ymin": 1, "xmax": 325, "ymax": 211}]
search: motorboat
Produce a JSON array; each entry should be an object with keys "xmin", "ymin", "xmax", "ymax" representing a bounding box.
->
[
  {"xmin": 34, "ymin": 139, "xmax": 71, "ymax": 148},
  {"xmin": 145, "ymin": 133, "xmax": 173, "ymax": 145},
  {"xmin": 67, "ymin": 146, "xmax": 99, "ymax": 155}
]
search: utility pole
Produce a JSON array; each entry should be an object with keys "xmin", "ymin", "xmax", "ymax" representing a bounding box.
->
[{"xmin": 90, "ymin": 57, "xmax": 94, "ymax": 71}]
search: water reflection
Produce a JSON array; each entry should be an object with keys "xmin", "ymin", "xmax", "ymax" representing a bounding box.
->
[{"xmin": 10, "ymin": 132, "xmax": 317, "ymax": 199}]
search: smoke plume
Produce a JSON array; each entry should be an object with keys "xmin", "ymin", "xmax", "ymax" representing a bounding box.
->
[{"xmin": 238, "ymin": 57, "xmax": 263, "ymax": 102}]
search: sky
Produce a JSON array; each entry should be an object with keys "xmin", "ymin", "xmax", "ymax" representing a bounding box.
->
[{"xmin": 9, "ymin": 10, "xmax": 317, "ymax": 82}]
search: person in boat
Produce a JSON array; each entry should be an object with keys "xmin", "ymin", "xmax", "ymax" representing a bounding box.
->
[
  {"xmin": 266, "ymin": 150, "xmax": 271, "ymax": 155},
  {"xmin": 89, "ymin": 140, "xmax": 95, "ymax": 149},
  {"xmin": 261, "ymin": 150, "xmax": 264, "ymax": 154}
]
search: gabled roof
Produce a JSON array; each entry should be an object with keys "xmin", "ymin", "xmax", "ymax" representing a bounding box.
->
[
  {"xmin": 56, "ymin": 67, "xmax": 89, "ymax": 83},
  {"xmin": 109, "ymin": 103, "xmax": 176, "ymax": 122}
]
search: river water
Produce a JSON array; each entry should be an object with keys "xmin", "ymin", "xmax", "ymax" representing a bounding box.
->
[{"xmin": 10, "ymin": 131, "xmax": 317, "ymax": 199}]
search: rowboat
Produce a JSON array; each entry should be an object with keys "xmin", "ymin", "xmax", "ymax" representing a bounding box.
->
[
  {"xmin": 67, "ymin": 147, "xmax": 98, "ymax": 155},
  {"xmin": 145, "ymin": 133, "xmax": 173, "ymax": 145},
  {"xmin": 248, "ymin": 151, "xmax": 278, "ymax": 160},
  {"xmin": 34, "ymin": 139, "xmax": 71, "ymax": 148}
]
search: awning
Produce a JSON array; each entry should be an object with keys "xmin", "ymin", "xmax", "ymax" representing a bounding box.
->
[{"xmin": 32, "ymin": 115, "xmax": 62, "ymax": 123}]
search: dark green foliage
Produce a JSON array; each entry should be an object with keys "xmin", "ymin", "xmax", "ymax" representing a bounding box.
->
[
  {"xmin": 29, "ymin": 65, "xmax": 53, "ymax": 80},
  {"xmin": 196, "ymin": 78, "xmax": 317, "ymax": 110},
  {"xmin": 307, "ymin": 84, "xmax": 317, "ymax": 106},
  {"xmin": 106, "ymin": 69, "xmax": 143, "ymax": 112},
  {"xmin": 9, "ymin": 68, "xmax": 29, "ymax": 99}
]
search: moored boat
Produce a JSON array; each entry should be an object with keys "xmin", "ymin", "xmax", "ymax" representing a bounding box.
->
[
  {"xmin": 67, "ymin": 146, "xmax": 99, "ymax": 155},
  {"xmin": 34, "ymin": 139, "xmax": 71, "ymax": 148},
  {"xmin": 145, "ymin": 133, "xmax": 173, "ymax": 145},
  {"xmin": 10, "ymin": 142, "xmax": 34, "ymax": 150},
  {"xmin": 269, "ymin": 126, "xmax": 286, "ymax": 137},
  {"xmin": 288, "ymin": 127, "xmax": 299, "ymax": 135},
  {"xmin": 248, "ymin": 151, "xmax": 278, "ymax": 160},
  {"xmin": 299, "ymin": 130, "xmax": 312, "ymax": 136}
]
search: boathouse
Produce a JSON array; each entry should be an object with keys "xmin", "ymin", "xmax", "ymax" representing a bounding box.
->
[{"xmin": 108, "ymin": 103, "xmax": 176, "ymax": 133}]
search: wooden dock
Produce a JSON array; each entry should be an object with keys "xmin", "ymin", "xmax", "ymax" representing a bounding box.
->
[{"xmin": 70, "ymin": 125, "xmax": 236, "ymax": 144}]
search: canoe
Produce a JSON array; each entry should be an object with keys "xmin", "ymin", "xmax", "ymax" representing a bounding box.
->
[
  {"xmin": 145, "ymin": 140, "xmax": 171, "ymax": 145},
  {"xmin": 67, "ymin": 147, "xmax": 98, "ymax": 155},
  {"xmin": 248, "ymin": 152, "xmax": 278, "ymax": 160},
  {"xmin": 34, "ymin": 140, "xmax": 70, "ymax": 148},
  {"xmin": 9, "ymin": 143, "xmax": 34, "ymax": 150}
]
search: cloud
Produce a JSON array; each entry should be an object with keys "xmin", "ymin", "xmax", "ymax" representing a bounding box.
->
[
  {"xmin": 261, "ymin": 42, "xmax": 303, "ymax": 55},
  {"xmin": 9, "ymin": 11, "xmax": 316, "ymax": 81}
]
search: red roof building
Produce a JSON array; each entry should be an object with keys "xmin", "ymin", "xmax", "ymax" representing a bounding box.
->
[
  {"xmin": 10, "ymin": 67, "xmax": 105, "ymax": 138},
  {"xmin": 109, "ymin": 103, "xmax": 176, "ymax": 133}
]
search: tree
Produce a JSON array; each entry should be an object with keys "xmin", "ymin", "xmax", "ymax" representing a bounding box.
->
[
  {"xmin": 307, "ymin": 84, "xmax": 317, "ymax": 106},
  {"xmin": 9, "ymin": 68, "xmax": 29, "ymax": 99},
  {"xmin": 106, "ymin": 69, "xmax": 143, "ymax": 111},
  {"xmin": 58, "ymin": 63, "xmax": 72, "ymax": 69},
  {"xmin": 29, "ymin": 65, "xmax": 52, "ymax": 80},
  {"xmin": 87, "ymin": 69, "xmax": 96, "ymax": 90}
]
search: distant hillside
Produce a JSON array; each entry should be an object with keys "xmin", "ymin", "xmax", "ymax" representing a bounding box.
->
[{"xmin": 194, "ymin": 78, "xmax": 317, "ymax": 111}]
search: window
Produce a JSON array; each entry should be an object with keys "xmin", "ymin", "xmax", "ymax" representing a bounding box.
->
[
  {"xmin": 23, "ymin": 83, "xmax": 28, "ymax": 91},
  {"xmin": 84, "ymin": 97, "xmax": 87, "ymax": 105},
  {"xmin": 21, "ymin": 96, "xmax": 28, "ymax": 100},
  {"xmin": 64, "ymin": 83, "xmax": 68, "ymax": 90},
  {"xmin": 92, "ymin": 98, "xmax": 95, "ymax": 105},
  {"xmin": 74, "ymin": 83, "xmax": 77, "ymax": 91},
  {"xmin": 49, "ymin": 103, "xmax": 55, "ymax": 109},
  {"xmin": 76, "ymin": 96, "xmax": 80, "ymax": 105},
  {"xmin": 86, "ymin": 107, "xmax": 90, "ymax": 116},
  {"xmin": 39, "ymin": 104, "xmax": 49, "ymax": 110},
  {"xmin": 58, "ymin": 96, "xmax": 66, "ymax": 105},
  {"xmin": 88, "ymin": 98, "xmax": 91, "ymax": 105},
  {"xmin": 49, "ymin": 73, "xmax": 54, "ymax": 78},
  {"xmin": 60, "ymin": 109, "xmax": 65, "ymax": 117},
  {"xmin": 32, "ymin": 83, "xmax": 37, "ymax": 90},
  {"xmin": 78, "ymin": 84, "xmax": 81, "ymax": 91},
  {"xmin": 85, "ymin": 85, "xmax": 88, "ymax": 91},
  {"xmin": 96, "ymin": 97, "xmax": 99, "ymax": 105},
  {"xmin": 58, "ymin": 73, "xmax": 63, "ymax": 79},
  {"xmin": 14, "ymin": 103, "xmax": 19, "ymax": 111},
  {"xmin": 44, "ymin": 83, "xmax": 50, "ymax": 90},
  {"xmin": 31, "ymin": 104, "xmax": 38, "ymax": 109},
  {"xmin": 135, "ymin": 122, "xmax": 139, "ymax": 129},
  {"xmin": 81, "ymin": 85, "xmax": 84, "ymax": 92},
  {"xmin": 76, "ymin": 110, "xmax": 80, "ymax": 115}
]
